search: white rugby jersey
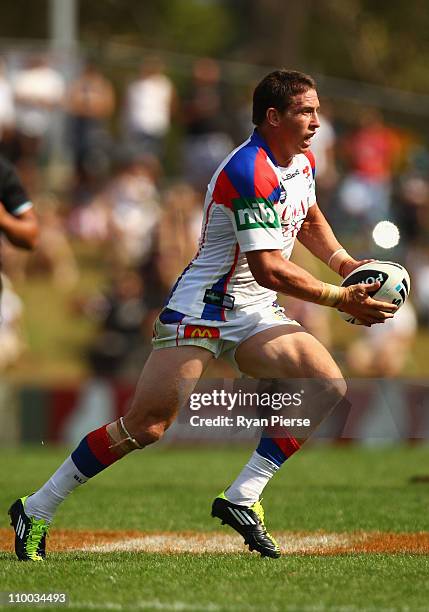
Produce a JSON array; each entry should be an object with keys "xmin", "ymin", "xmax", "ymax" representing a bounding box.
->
[{"xmin": 165, "ymin": 130, "xmax": 316, "ymax": 322}]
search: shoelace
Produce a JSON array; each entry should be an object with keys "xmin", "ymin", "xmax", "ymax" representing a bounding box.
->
[
  {"xmin": 251, "ymin": 499, "xmax": 265, "ymax": 524},
  {"xmin": 25, "ymin": 518, "xmax": 49, "ymax": 558},
  {"xmin": 250, "ymin": 499, "xmax": 280, "ymax": 550}
]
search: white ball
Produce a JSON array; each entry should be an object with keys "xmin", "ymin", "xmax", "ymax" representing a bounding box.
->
[
  {"xmin": 372, "ymin": 221, "xmax": 400, "ymax": 249},
  {"xmin": 338, "ymin": 260, "xmax": 410, "ymax": 325}
]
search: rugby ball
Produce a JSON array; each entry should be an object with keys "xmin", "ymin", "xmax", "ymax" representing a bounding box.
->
[{"xmin": 339, "ymin": 260, "xmax": 410, "ymax": 325}]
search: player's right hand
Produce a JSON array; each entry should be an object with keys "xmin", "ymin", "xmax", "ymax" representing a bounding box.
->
[{"xmin": 338, "ymin": 281, "xmax": 398, "ymax": 326}]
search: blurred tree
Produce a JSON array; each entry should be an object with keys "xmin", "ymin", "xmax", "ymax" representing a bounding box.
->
[
  {"xmin": 308, "ymin": 0, "xmax": 429, "ymax": 91},
  {"xmin": 228, "ymin": 0, "xmax": 429, "ymax": 93},
  {"xmin": 229, "ymin": 0, "xmax": 310, "ymax": 66},
  {"xmin": 79, "ymin": 0, "xmax": 234, "ymax": 57},
  {"xmin": 1, "ymin": 0, "xmax": 429, "ymax": 94},
  {"xmin": 0, "ymin": 0, "xmax": 47, "ymax": 39}
]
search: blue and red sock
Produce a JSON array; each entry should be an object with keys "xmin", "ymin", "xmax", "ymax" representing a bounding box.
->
[
  {"xmin": 256, "ymin": 433, "xmax": 301, "ymax": 467},
  {"xmin": 71, "ymin": 425, "xmax": 120, "ymax": 478}
]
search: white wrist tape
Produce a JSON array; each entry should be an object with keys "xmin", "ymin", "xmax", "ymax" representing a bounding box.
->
[
  {"xmin": 316, "ymin": 283, "xmax": 344, "ymax": 307},
  {"xmin": 328, "ymin": 248, "xmax": 352, "ymax": 274}
]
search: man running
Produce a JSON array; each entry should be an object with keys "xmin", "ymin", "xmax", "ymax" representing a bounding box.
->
[{"xmin": 9, "ymin": 70, "xmax": 396, "ymax": 561}]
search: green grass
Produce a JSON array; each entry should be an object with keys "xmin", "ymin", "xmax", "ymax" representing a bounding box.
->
[
  {"xmin": 1, "ymin": 445, "xmax": 429, "ymax": 610},
  {"xmin": 4, "ymin": 444, "xmax": 429, "ymax": 532},
  {"xmin": 1, "ymin": 553, "xmax": 428, "ymax": 612}
]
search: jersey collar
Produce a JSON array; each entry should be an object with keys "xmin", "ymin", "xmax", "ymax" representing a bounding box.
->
[{"xmin": 251, "ymin": 129, "xmax": 278, "ymax": 167}]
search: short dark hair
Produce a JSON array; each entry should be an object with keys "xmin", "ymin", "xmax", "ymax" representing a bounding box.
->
[{"xmin": 252, "ymin": 69, "xmax": 316, "ymax": 126}]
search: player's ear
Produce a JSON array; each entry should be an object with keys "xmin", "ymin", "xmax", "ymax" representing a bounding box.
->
[{"xmin": 266, "ymin": 107, "xmax": 281, "ymax": 127}]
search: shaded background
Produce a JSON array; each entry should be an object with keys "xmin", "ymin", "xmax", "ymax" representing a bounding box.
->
[{"xmin": 0, "ymin": 0, "xmax": 428, "ymax": 444}]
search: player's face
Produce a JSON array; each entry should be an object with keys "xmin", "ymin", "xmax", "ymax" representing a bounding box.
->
[{"xmin": 275, "ymin": 89, "xmax": 320, "ymax": 160}]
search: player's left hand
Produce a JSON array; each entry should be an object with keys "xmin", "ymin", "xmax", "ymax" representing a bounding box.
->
[{"xmin": 340, "ymin": 258, "xmax": 375, "ymax": 279}]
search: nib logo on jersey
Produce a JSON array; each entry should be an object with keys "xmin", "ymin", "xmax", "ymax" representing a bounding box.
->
[{"xmin": 234, "ymin": 198, "xmax": 280, "ymax": 231}]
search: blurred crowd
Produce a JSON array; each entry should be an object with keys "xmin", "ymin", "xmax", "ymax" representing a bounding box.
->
[{"xmin": 1, "ymin": 52, "xmax": 428, "ymax": 378}]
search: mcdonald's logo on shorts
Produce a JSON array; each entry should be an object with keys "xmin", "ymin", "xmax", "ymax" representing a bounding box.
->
[{"xmin": 184, "ymin": 325, "xmax": 220, "ymax": 339}]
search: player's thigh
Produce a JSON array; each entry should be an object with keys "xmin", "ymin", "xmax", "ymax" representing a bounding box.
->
[
  {"xmin": 125, "ymin": 345, "xmax": 214, "ymax": 430},
  {"xmin": 235, "ymin": 325, "xmax": 343, "ymax": 381}
]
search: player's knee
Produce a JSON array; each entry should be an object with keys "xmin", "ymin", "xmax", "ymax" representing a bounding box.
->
[{"xmin": 302, "ymin": 338, "xmax": 347, "ymax": 399}]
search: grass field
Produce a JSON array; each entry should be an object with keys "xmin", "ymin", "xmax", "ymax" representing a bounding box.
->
[{"xmin": 1, "ymin": 444, "xmax": 429, "ymax": 611}]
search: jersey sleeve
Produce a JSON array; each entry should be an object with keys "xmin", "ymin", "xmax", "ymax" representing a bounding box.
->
[
  {"xmin": 304, "ymin": 150, "xmax": 316, "ymax": 207},
  {"xmin": 0, "ymin": 158, "xmax": 32, "ymax": 216},
  {"xmin": 212, "ymin": 147, "xmax": 283, "ymax": 252}
]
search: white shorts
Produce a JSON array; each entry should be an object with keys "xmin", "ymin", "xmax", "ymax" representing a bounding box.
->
[{"xmin": 152, "ymin": 303, "xmax": 301, "ymax": 367}]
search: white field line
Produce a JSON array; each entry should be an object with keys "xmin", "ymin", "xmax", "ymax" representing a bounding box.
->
[{"xmin": 82, "ymin": 532, "xmax": 353, "ymax": 554}]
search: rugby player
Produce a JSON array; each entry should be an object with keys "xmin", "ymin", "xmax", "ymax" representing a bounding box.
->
[
  {"xmin": 0, "ymin": 155, "xmax": 38, "ymax": 258},
  {"xmin": 9, "ymin": 70, "xmax": 397, "ymax": 561}
]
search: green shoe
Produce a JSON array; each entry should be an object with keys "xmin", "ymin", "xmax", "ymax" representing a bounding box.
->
[{"xmin": 8, "ymin": 496, "xmax": 49, "ymax": 561}]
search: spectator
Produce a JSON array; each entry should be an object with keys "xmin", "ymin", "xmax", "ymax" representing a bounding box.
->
[
  {"xmin": 407, "ymin": 248, "xmax": 429, "ymax": 325},
  {"xmin": 154, "ymin": 182, "xmax": 202, "ymax": 292},
  {"xmin": 124, "ymin": 56, "xmax": 176, "ymax": 158},
  {"xmin": 338, "ymin": 109, "xmax": 401, "ymax": 228},
  {"xmin": 103, "ymin": 148, "xmax": 161, "ymax": 268},
  {"xmin": 13, "ymin": 55, "xmax": 65, "ymax": 163},
  {"xmin": 0, "ymin": 274, "xmax": 24, "ymax": 370},
  {"xmin": 393, "ymin": 146, "xmax": 429, "ymax": 245},
  {"xmin": 346, "ymin": 301, "xmax": 417, "ymax": 377},
  {"xmin": 69, "ymin": 147, "xmax": 161, "ymax": 268},
  {"xmin": 84, "ymin": 268, "xmax": 149, "ymax": 378},
  {"xmin": 0, "ymin": 58, "xmax": 16, "ymax": 153},
  {"xmin": 182, "ymin": 57, "xmax": 233, "ymax": 192},
  {"xmin": 0, "ymin": 154, "xmax": 39, "ymax": 290},
  {"xmin": 66, "ymin": 61, "xmax": 115, "ymax": 185},
  {"xmin": 67, "ymin": 188, "xmax": 110, "ymax": 243}
]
